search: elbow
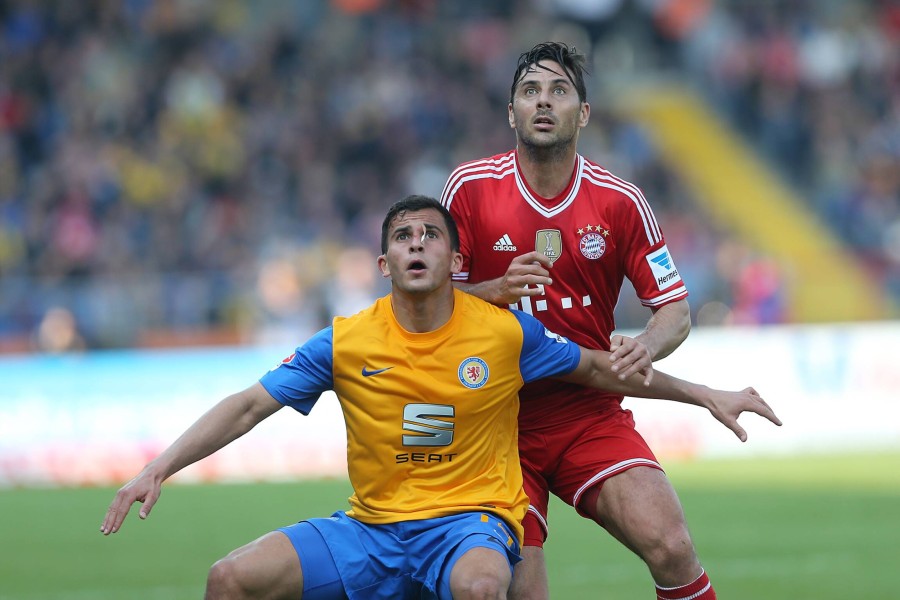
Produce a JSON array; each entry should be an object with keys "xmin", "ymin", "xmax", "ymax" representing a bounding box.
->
[{"xmin": 679, "ymin": 309, "xmax": 692, "ymax": 343}]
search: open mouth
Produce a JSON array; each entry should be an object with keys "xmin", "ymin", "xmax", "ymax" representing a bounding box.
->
[{"xmin": 408, "ymin": 259, "xmax": 427, "ymax": 272}]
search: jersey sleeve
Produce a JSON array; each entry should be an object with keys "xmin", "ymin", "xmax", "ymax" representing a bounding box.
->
[
  {"xmin": 511, "ymin": 310, "xmax": 581, "ymax": 383},
  {"xmin": 618, "ymin": 189, "xmax": 689, "ymax": 308},
  {"xmin": 259, "ymin": 326, "xmax": 334, "ymax": 415},
  {"xmin": 441, "ymin": 166, "xmax": 473, "ymax": 283}
]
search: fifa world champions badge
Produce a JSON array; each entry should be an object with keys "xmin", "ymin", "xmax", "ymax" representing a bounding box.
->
[{"xmin": 535, "ymin": 229, "xmax": 562, "ymax": 264}]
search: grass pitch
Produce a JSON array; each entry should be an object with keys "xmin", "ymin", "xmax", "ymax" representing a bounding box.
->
[{"xmin": 1, "ymin": 452, "xmax": 898, "ymax": 599}]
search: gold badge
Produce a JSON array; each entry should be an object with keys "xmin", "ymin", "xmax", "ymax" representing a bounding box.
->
[{"xmin": 535, "ymin": 229, "xmax": 562, "ymax": 264}]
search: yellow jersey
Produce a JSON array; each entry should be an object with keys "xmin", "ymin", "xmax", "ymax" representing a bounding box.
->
[{"xmin": 260, "ymin": 288, "xmax": 580, "ymax": 543}]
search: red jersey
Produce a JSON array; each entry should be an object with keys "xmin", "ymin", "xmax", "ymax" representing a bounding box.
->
[{"xmin": 441, "ymin": 150, "xmax": 688, "ymax": 429}]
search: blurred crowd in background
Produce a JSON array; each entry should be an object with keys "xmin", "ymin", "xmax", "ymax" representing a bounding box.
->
[{"xmin": 0, "ymin": 0, "xmax": 897, "ymax": 352}]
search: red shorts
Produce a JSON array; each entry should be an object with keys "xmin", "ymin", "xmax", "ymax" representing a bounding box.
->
[{"xmin": 518, "ymin": 406, "xmax": 662, "ymax": 547}]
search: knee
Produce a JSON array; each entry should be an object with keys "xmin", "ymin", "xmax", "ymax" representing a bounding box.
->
[
  {"xmin": 453, "ymin": 572, "xmax": 509, "ymax": 600},
  {"xmin": 205, "ymin": 557, "xmax": 250, "ymax": 600},
  {"xmin": 642, "ymin": 525, "xmax": 697, "ymax": 571}
]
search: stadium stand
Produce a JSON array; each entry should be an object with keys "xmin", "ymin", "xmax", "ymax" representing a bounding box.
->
[{"xmin": 0, "ymin": 0, "xmax": 896, "ymax": 351}]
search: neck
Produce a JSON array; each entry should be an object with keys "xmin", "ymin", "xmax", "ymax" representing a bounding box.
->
[
  {"xmin": 390, "ymin": 284, "xmax": 456, "ymax": 333},
  {"xmin": 516, "ymin": 143, "xmax": 578, "ymax": 199}
]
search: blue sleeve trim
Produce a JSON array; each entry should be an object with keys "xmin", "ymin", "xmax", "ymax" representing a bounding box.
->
[
  {"xmin": 511, "ymin": 311, "xmax": 581, "ymax": 383},
  {"xmin": 259, "ymin": 326, "xmax": 334, "ymax": 415}
]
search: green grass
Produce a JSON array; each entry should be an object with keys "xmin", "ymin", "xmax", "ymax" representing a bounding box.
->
[{"xmin": 1, "ymin": 452, "xmax": 898, "ymax": 599}]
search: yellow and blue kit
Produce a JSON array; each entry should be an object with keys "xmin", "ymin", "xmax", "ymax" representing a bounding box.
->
[{"xmin": 259, "ymin": 288, "xmax": 581, "ymax": 546}]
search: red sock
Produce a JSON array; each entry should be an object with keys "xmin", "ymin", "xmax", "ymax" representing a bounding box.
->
[{"xmin": 655, "ymin": 569, "xmax": 716, "ymax": 600}]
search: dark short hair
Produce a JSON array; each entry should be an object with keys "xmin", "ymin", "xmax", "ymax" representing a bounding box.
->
[
  {"xmin": 510, "ymin": 42, "xmax": 588, "ymax": 105},
  {"xmin": 380, "ymin": 195, "xmax": 460, "ymax": 254}
]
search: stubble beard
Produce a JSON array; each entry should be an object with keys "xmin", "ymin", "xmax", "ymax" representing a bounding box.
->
[{"xmin": 517, "ymin": 126, "xmax": 578, "ymax": 164}]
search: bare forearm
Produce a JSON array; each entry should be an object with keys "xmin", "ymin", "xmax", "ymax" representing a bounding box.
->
[
  {"xmin": 454, "ymin": 280, "xmax": 505, "ymax": 306},
  {"xmin": 564, "ymin": 348, "xmax": 710, "ymax": 409},
  {"xmin": 626, "ymin": 370, "xmax": 710, "ymax": 407},
  {"xmin": 637, "ymin": 300, "xmax": 690, "ymax": 360},
  {"xmin": 145, "ymin": 386, "xmax": 279, "ymax": 481}
]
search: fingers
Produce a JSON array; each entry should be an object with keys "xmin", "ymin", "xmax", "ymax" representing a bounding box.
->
[
  {"xmin": 743, "ymin": 388, "xmax": 782, "ymax": 427},
  {"xmin": 101, "ymin": 480, "xmax": 160, "ymax": 535},
  {"xmin": 101, "ymin": 491, "xmax": 134, "ymax": 535},
  {"xmin": 513, "ymin": 251, "xmax": 553, "ymax": 269},
  {"xmin": 139, "ymin": 488, "xmax": 160, "ymax": 520},
  {"xmin": 730, "ymin": 421, "xmax": 748, "ymax": 443},
  {"xmin": 609, "ymin": 338, "xmax": 652, "ymax": 382},
  {"xmin": 716, "ymin": 388, "xmax": 781, "ymax": 444},
  {"xmin": 609, "ymin": 335, "xmax": 623, "ymax": 353},
  {"xmin": 510, "ymin": 253, "xmax": 552, "ymax": 281}
]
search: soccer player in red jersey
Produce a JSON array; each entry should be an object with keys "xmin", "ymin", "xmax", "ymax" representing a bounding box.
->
[{"xmin": 441, "ymin": 42, "xmax": 717, "ymax": 599}]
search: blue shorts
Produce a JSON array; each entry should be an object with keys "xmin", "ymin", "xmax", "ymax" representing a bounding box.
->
[{"xmin": 278, "ymin": 511, "xmax": 521, "ymax": 600}]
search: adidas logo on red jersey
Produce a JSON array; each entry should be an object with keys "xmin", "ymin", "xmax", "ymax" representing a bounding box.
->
[{"xmin": 493, "ymin": 234, "xmax": 517, "ymax": 251}]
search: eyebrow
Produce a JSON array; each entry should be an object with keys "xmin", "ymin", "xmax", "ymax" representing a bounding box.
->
[
  {"xmin": 392, "ymin": 223, "xmax": 444, "ymax": 236},
  {"xmin": 518, "ymin": 76, "xmax": 573, "ymax": 89}
]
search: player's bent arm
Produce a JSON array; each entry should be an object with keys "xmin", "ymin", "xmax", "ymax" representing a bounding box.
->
[
  {"xmin": 609, "ymin": 299, "xmax": 691, "ymax": 382},
  {"xmin": 454, "ymin": 251, "xmax": 553, "ymax": 305},
  {"xmin": 559, "ymin": 347, "xmax": 782, "ymax": 441},
  {"xmin": 101, "ymin": 383, "xmax": 283, "ymax": 535},
  {"xmin": 638, "ymin": 299, "xmax": 691, "ymax": 360}
]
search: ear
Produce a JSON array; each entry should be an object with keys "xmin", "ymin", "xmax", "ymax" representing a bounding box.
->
[
  {"xmin": 450, "ymin": 251, "xmax": 463, "ymax": 276},
  {"xmin": 508, "ymin": 102, "xmax": 516, "ymax": 130},
  {"xmin": 579, "ymin": 101, "xmax": 590, "ymax": 128},
  {"xmin": 377, "ymin": 254, "xmax": 391, "ymax": 279}
]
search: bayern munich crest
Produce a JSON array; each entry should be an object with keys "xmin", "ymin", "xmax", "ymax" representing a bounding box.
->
[
  {"xmin": 458, "ymin": 357, "xmax": 489, "ymax": 389},
  {"xmin": 579, "ymin": 231, "xmax": 606, "ymax": 260}
]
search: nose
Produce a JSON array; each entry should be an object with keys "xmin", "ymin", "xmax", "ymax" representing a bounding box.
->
[
  {"xmin": 537, "ymin": 88, "xmax": 553, "ymax": 108},
  {"xmin": 409, "ymin": 227, "xmax": 425, "ymax": 251}
]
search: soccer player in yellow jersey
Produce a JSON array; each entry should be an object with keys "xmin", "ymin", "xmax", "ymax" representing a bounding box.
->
[{"xmin": 101, "ymin": 195, "xmax": 780, "ymax": 600}]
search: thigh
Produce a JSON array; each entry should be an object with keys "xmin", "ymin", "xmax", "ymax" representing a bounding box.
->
[
  {"xmin": 303, "ymin": 513, "xmax": 411, "ymax": 598},
  {"xmin": 425, "ymin": 512, "xmax": 521, "ymax": 600},
  {"xmin": 508, "ymin": 546, "xmax": 549, "ymax": 600},
  {"xmin": 447, "ymin": 547, "xmax": 513, "ymax": 600},
  {"xmin": 583, "ymin": 466, "xmax": 688, "ymax": 555},
  {"xmin": 551, "ymin": 408, "xmax": 662, "ymax": 518},
  {"xmin": 214, "ymin": 530, "xmax": 304, "ymax": 599},
  {"xmin": 278, "ymin": 522, "xmax": 346, "ymax": 600}
]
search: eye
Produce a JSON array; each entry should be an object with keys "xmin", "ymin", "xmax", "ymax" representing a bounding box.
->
[
  {"xmin": 554, "ymin": 87, "xmax": 566, "ymax": 95},
  {"xmin": 524, "ymin": 87, "xmax": 537, "ymax": 95},
  {"xmin": 396, "ymin": 232, "xmax": 409, "ymax": 241}
]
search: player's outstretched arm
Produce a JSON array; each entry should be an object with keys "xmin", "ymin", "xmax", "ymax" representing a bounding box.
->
[
  {"xmin": 100, "ymin": 382, "xmax": 283, "ymax": 535},
  {"xmin": 560, "ymin": 348, "xmax": 782, "ymax": 441},
  {"xmin": 454, "ymin": 251, "xmax": 553, "ymax": 305}
]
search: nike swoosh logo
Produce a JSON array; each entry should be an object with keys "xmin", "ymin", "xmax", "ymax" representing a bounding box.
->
[{"xmin": 362, "ymin": 366, "xmax": 394, "ymax": 377}]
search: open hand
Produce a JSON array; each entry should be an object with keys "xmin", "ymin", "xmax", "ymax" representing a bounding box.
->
[
  {"xmin": 100, "ymin": 471, "xmax": 163, "ymax": 535},
  {"xmin": 706, "ymin": 387, "xmax": 782, "ymax": 442}
]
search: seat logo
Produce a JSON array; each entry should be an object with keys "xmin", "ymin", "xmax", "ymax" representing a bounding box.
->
[{"xmin": 402, "ymin": 404, "xmax": 455, "ymax": 446}]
